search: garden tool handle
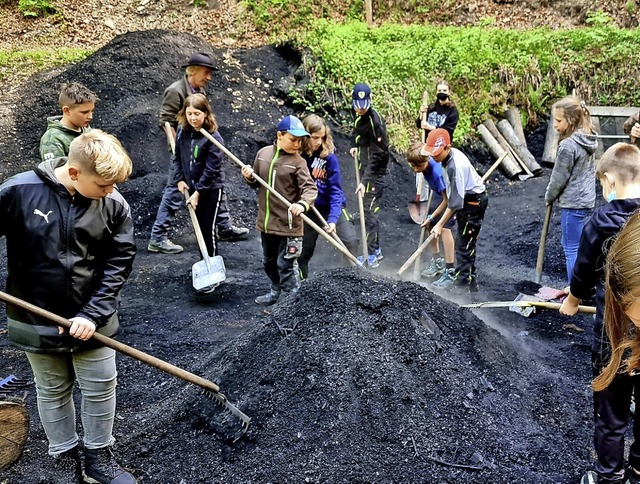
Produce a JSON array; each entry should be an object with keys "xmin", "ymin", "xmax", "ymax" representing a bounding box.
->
[
  {"xmin": 535, "ymin": 203, "xmax": 553, "ymax": 284},
  {"xmin": 164, "ymin": 122, "xmax": 176, "ymax": 155},
  {"xmin": 198, "ymin": 129, "xmax": 361, "ymax": 267},
  {"xmin": 182, "ymin": 188, "xmax": 212, "ymax": 270},
  {"xmin": 0, "ymin": 290, "xmax": 221, "ymax": 394},
  {"xmin": 413, "ymin": 190, "xmax": 433, "ymax": 279},
  {"xmin": 353, "ymin": 152, "xmax": 369, "ymax": 263},
  {"xmin": 398, "ymin": 233, "xmax": 436, "ymax": 276},
  {"xmin": 311, "ymin": 206, "xmax": 347, "ymax": 249}
]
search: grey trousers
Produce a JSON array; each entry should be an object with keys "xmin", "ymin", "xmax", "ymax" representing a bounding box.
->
[{"xmin": 26, "ymin": 346, "xmax": 117, "ymax": 455}]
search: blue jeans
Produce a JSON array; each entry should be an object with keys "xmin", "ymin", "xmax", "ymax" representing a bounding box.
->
[
  {"xmin": 25, "ymin": 345, "xmax": 117, "ymax": 456},
  {"xmin": 561, "ymin": 208, "xmax": 590, "ymax": 284}
]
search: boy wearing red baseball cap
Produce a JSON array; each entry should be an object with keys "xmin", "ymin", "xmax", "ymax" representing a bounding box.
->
[
  {"xmin": 421, "ymin": 128, "xmax": 487, "ymax": 290},
  {"xmin": 349, "ymin": 83, "xmax": 390, "ymax": 268}
]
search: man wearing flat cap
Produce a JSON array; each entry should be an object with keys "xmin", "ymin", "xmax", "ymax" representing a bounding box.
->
[{"xmin": 149, "ymin": 52, "xmax": 248, "ymax": 254}]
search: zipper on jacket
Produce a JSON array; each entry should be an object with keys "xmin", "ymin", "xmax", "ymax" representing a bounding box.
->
[{"xmin": 264, "ymin": 147, "xmax": 280, "ymax": 233}]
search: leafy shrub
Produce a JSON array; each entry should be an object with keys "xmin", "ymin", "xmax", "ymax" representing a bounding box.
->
[
  {"xmin": 292, "ymin": 21, "xmax": 640, "ymax": 148},
  {"xmin": 0, "ymin": 48, "xmax": 92, "ymax": 82},
  {"xmin": 18, "ymin": 0, "xmax": 55, "ymax": 17}
]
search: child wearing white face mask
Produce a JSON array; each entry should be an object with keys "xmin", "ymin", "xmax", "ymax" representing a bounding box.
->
[{"xmin": 559, "ymin": 142, "xmax": 640, "ymax": 484}]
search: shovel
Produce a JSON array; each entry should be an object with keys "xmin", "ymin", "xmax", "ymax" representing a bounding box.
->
[
  {"xmin": 182, "ymin": 189, "xmax": 226, "ymax": 292},
  {"xmin": 198, "ymin": 129, "xmax": 362, "ymax": 268},
  {"xmin": 0, "ymin": 290, "xmax": 251, "ymax": 441},
  {"xmin": 311, "ymin": 205, "xmax": 348, "ymax": 250},
  {"xmin": 353, "ymin": 152, "xmax": 369, "ymax": 264},
  {"xmin": 535, "ymin": 203, "xmax": 553, "ymax": 284},
  {"xmin": 408, "ymin": 90, "xmax": 431, "ymax": 224},
  {"xmin": 460, "ymin": 299, "xmax": 595, "ymax": 315}
]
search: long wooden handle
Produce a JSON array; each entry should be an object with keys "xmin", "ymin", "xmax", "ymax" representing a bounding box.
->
[
  {"xmin": 481, "ymin": 152, "xmax": 509, "ymax": 182},
  {"xmin": 164, "ymin": 122, "xmax": 176, "ymax": 155},
  {"xmin": 528, "ymin": 300, "xmax": 596, "ymax": 314},
  {"xmin": 398, "ymin": 233, "xmax": 436, "ymax": 276},
  {"xmin": 0, "ymin": 291, "xmax": 221, "ymax": 393},
  {"xmin": 535, "ymin": 204, "xmax": 553, "ymax": 283},
  {"xmin": 311, "ymin": 206, "xmax": 347, "ymax": 249},
  {"xmin": 182, "ymin": 189, "xmax": 211, "ymax": 266},
  {"xmin": 353, "ymin": 153, "xmax": 369, "ymax": 262},
  {"xmin": 413, "ymin": 190, "xmax": 433, "ymax": 278},
  {"xmin": 199, "ymin": 129, "xmax": 360, "ymax": 266}
]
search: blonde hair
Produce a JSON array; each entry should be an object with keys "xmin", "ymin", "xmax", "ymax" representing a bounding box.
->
[
  {"xmin": 176, "ymin": 94, "xmax": 218, "ymax": 133},
  {"xmin": 68, "ymin": 130, "xmax": 132, "ymax": 183},
  {"xmin": 301, "ymin": 114, "xmax": 335, "ymax": 158},
  {"xmin": 406, "ymin": 141, "xmax": 429, "ymax": 168},
  {"xmin": 593, "ymin": 210, "xmax": 640, "ymax": 391},
  {"xmin": 59, "ymin": 82, "xmax": 98, "ymax": 109},
  {"xmin": 596, "ymin": 142, "xmax": 640, "ymax": 184},
  {"xmin": 552, "ymin": 95, "xmax": 593, "ymax": 140}
]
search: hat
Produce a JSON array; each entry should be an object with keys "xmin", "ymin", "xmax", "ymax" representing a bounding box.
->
[
  {"xmin": 277, "ymin": 115, "xmax": 310, "ymax": 137},
  {"xmin": 420, "ymin": 128, "xmax": 451, "ymax": 157},
  {"xmin": 352, "ymin": 83, "xmax": 371, "ymax": 110},
  {"xmin": 182, "ymin": 52, "xmax": 216, "ymax": 70}
]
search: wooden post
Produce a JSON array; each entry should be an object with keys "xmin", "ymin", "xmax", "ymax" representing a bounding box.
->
[
  {"xmin": 504, "ymin": 107, "xmax": 527, "ymax": 145},
  {"xmin": 364, "ymin": 0, "xmax": 373, "ymax": 27},
  {"xmin": 497, "ymin": 119, "xmax": 542, "ymax": 176},
  {"xmin": 481, "ymin": 120, "xmax": 525, "ymax": 176},
  {"xmin": 477, "ymin": 124, "xmax": 521, "ymax": 178},
  {"xmin": 541, "ymin": 115, "xmax": 559, "ymax": 165}
]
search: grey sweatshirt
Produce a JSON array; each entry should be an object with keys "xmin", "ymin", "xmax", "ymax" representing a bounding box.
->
[{"xmin": 545, "ymin": 129, "xmax": 598, "ymax": 209}]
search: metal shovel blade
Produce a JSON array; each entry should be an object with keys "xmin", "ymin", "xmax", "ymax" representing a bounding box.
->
[
  {"xmin": 192, "ymin": 255, "xmax": 226, "ymax": 291},
  {"xmin": 408, "ymin": 200, "xmax": 429, "ymax": 224}
]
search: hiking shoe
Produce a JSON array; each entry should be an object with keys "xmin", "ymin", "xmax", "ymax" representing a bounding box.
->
[
  {"xmin": 217, "ymin": 225, "xmax": 249, "ymax": 241},
  {"xmin": 432, "ymin": 268, "xmax": 456, "ymax": 289},
  {"xmin": 52, "ymin": 446, "xmax": 82, "ymax": 484},
  {"xmin": 580, "ymin": 471, "xmax": 598, "ymax": 484},
  {"xmin": 421, "ymin": 257, "xmax": 445, "ymax": 279},
  {"xmin": 373, "ymin": 248, "xmax": 384, "ymax": 261},
  {"xmin": 147, "ymin": 239, "xmax": 183, "ymax": 254},
  {"xmin": 84, "ymin": 446, "xmax": 136, "ymax": 484},
  {"xmin": 255, "ymin": 290, "xmax": 280, "ymax": 306}
]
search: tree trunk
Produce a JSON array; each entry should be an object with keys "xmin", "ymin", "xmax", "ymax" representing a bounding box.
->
[
  {"xmin": 365, "ymin": 0, "xmax": 373, "ymax": 26},
  {"xmin": 497, "ymin": 119, "xmax": 542, "ymax": 175},
  {"xmin": 504, "ymin": 107, "xmax": 527, "ymax": 145},
  {"xmin": 542, "ymin": 115, "xmax": 559, "ymax": 165},
  {"xmin": 477, "ymin": 124, "xmax": 521, "ymax": 178}
]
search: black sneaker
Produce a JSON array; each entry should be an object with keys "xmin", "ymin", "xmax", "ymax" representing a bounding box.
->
[
  {"xmin": 217, "ymin": 225, "xmax": 250, "ymax": 241},
  {"xmin": 52, "ymin": 446, "xmax": 82, "ymax": 484},
  {"xmin": 84, "ymin": 446, "xmax": 136, "ymax": 484}
]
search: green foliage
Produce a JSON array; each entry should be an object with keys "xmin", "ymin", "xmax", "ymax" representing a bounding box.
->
[
  {"xmin": 585, "ymin": 9, "xmax": 614, "ymax": 26},
  {"xmin": 191, "ymin": 0, "xmax": 208, "ymax": 7},
  {"xmin": 18, "ymin": 0, "xmax": 55, "ymax": 17},
  {"xmin": 289, "ymin": 20, "xmax": 640, "ymax": 149},
  {"xmin": 0, "ymin": 48, "xmax": 92, "ymax": 82},
  {"xmin": 626, "ymin": 0, "xmax": 637, "ymax": 15}
]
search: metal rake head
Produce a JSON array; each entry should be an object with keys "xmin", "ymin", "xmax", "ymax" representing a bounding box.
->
[{"xmin": 203, "ymin": 389, "xmax": 251, "ymax": 442}]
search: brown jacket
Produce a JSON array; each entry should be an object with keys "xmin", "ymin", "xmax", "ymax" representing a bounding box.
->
[
  {"xmin": 247, "ymin": 144, "xmax": 318, "ymax": 237},
  {"xmin": 623, "ymin": 111, "xmax": 640, "ymax": 147}
]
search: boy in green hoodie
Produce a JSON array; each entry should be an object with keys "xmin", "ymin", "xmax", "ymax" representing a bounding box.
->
[{"xmin": 40, "ymin": 82, "xmax": 98, "ymax": 162}]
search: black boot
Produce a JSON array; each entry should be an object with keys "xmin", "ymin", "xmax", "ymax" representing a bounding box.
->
[
  {"xmin": 83, "ymin": 446, "xmax": 136, "ymax": 484},
  {"xmin": 51, "ymin": 446, "xmax": 82, "ymax": 484}
]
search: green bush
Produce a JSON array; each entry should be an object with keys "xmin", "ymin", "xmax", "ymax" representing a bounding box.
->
[
  {"xmin": 292, "ymin": 21, "xmax": 640, "ymax": 148},
  {"xmin": 18, "ymin": 0, "xmax": 55, "ymax": 17},
  {"xmin": 0, "ymin": 48, "xmax": 92, "ymax": 82}
]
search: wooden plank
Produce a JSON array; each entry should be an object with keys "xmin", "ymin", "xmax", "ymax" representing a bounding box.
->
[
  {"xmin": 587, "ymin": 106, "xmax": 640, "ymax": 117},
  {"xmin": 542, "ymin": 115, "xmax": 559, "ymax": 165}
]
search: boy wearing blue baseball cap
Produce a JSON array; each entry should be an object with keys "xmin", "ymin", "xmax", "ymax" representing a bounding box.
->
[
  {"xmin": 241, "ymin": 115, "xmax": 318, "ymax": 305},
  {"xmin": 349, "ymin": 83, "xmax": 390, "ymax": 268}
]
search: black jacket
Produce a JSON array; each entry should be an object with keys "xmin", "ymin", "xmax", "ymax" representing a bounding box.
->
[
  {"xmin": 353, "ymin": 108, "xmax": 390, "ymax": 186},
  {"xmin": 0, "ymin": 158, "xmax": 136, "ymax": 353},
  {"xmin": 172, "ymin": 127, "xmax": 225, "ymax": 192},
  {"xmin": 415, "ymin": 102, "xmax": 459, "ymax": 140},
  {"xmin": 570, "ymin": 198, "xmax": 640, "ymax": 352}
]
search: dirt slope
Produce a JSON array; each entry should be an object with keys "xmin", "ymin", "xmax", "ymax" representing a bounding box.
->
[{"xmin": 0, "ymin": 30, "xmax": 596, "ymax": 483}]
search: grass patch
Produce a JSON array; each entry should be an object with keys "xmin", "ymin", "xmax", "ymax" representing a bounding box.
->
[{"xmin": 0, "ymin": 48, "xmax": 92, "ymax": 84}]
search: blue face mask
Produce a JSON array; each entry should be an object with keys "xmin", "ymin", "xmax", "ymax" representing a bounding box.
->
[{"xmin": 606, "ymin": 190, "xmax": 617, "ymax": 202}]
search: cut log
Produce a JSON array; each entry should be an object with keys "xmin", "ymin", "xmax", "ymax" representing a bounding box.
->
[
  {"xmin": 481, "ymin": 120, "xmax": 530, "ymax": 176},
  {"xmin": 476, "ymin": 124, "xmax": 521, "ymax": 178},
  {"xmin": 505, "ymin": 107, "xmax": 527, "ymax": 145},
  {"xmin": 542, "ymin": 115, "xmax": 559, "ymax": 165},
  {"xmin": 591, "ymin": 116, "xmax": 604, "ymax": 159},
  {"xmin": 0, "ymin": 400, "xmax": 29, "ymax": 471},
  {"xmin": 497, "ymin": 119, "xmax": 542, "ymax": 176}
]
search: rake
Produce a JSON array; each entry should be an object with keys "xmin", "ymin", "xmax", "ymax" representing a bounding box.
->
[
  {"xmin": 0, "ymin": 290, "xmax": 251, "ymax": 442},
  {"xmin": 460, "ymin": 299, "xmax": 596, "ymax": 314}
]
